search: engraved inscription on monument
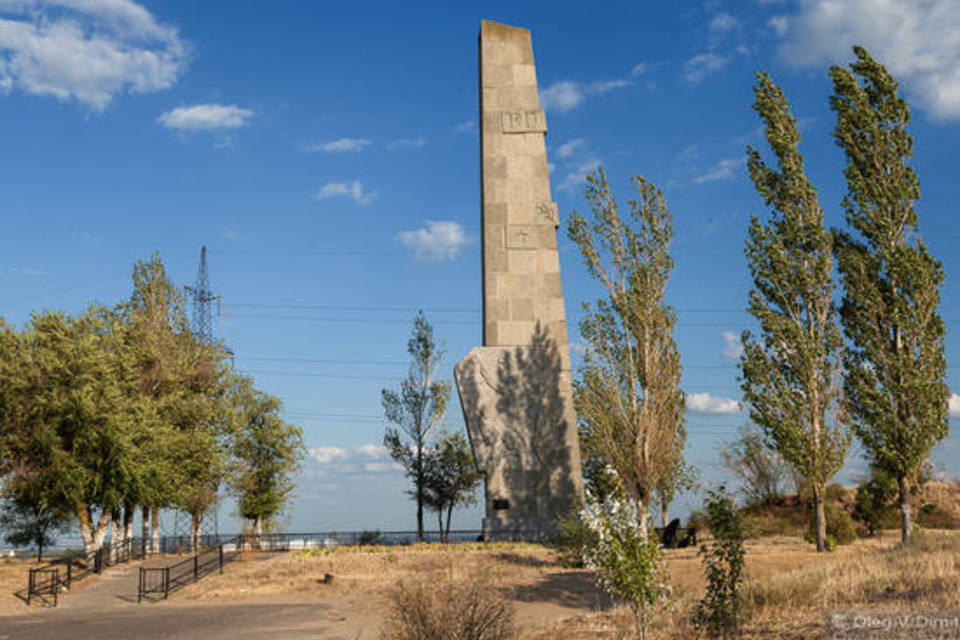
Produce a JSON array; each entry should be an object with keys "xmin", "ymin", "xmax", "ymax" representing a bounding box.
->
[{"xmin": 455, "ymin": 20, "xmax": 584, "ymax": 539}]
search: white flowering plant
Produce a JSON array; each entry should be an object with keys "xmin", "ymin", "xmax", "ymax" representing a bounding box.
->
[{"xmin": 579, "ymin": 477, "xmax": 672, "ymax": 640}]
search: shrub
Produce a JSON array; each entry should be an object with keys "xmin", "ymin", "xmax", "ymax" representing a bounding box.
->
[
  {"xmin": 852, "ymin": 472, "xmax": 897, "ymax": 536},
  {"xmin": 580, "ymin": 483, "xmax": 671, "ymax": 640},
  {"xmin": 551, "ymin": 507, "xmax": 597, "ymax": 568},
  {"xmin": 358, "ymin": 530, "xmax": 382, "ymax": 546},
  {"xmin": 380, "ymin": 572, "xmax": 515, "ymax": 640},
  {"xmin": 805, "ymin": 503, "xmax": 857, "ymax": 549},
  {"xmin": 694, "ymin": 487, "xmax": 745, "ymax": 640}
]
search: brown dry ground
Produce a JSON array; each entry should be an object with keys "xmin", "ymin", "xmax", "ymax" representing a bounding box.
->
[{"xmin": 2, "ymin": 530, "xmax": 957, "ymax": 638}]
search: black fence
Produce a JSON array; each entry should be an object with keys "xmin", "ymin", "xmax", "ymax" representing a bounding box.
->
[
  {"xmin": 139, "ymin": 539, "xmax": 231, "ymax": 602},
  {"xmin": 21, "ymin": 538, "xmax": 141, "ymax": 607}
]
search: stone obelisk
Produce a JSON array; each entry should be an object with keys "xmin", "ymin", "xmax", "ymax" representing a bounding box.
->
[{"xmin": 455, "ymin": 20, "xmax": 583, "ymax": 539}]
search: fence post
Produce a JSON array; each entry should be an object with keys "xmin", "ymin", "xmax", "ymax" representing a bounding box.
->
[
  {"xmin": 27, "ymin": 570, "xmax": 33, "ymax": 606},
  {"xmin": 164, "ymin": 566, "xmax": 170, "ymax": 600},
  {"xmin": 95, "ymin": 548, "xmax": 103, "ymax": 574},
  {"xmin": 53, "ymin": 569, "xmax": 58, "ymax": 607},
  {"xmin": 137, "ymin": 567, "xmax": 142, "ymax": 604},
  {"xmin": 193, "ymin": 554, "xmax": 198, "ymax": 581},
  {"xmin": 219, "ymin": 544, "xmax": 224, "ymax": 574},
  {"xmin": 66, "ymin": 562, "xmax": 72, "ymax": 590}
]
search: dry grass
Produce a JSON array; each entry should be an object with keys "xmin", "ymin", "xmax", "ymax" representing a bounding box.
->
[{"xmin": 173, "ymin": 531, "xmax": 960, "ymax": 638}]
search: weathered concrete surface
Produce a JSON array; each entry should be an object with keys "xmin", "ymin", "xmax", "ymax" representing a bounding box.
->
[{"xmin": 455, "ymin": 20, "xmax": 583, "ymax": 538}]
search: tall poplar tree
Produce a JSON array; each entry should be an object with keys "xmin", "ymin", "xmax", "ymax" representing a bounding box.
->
[
  {"xmin": 741, "ymin": 71, "xmax": 850, "ymax": 552},
  {"xmin": 568, "ymin": 168, "xmax": 686, "ymax": 525},
  {"xmin": 830, "ymin": 47, "xmax": 949, "ymax": 545}
]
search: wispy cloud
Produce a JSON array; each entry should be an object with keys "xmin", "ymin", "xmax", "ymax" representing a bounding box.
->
[
  {"xmin": 386, "ymin": 137, "xmax": 427, "ymax": 150},
  {"xmin": 557, "ymin": 156, "xmax": 602, "ymax": 193},
  {"xmin": 722, "ymin": 331, "xmax": 743, "ymax": 359},
  {"xmin": 455, "ymin": 119, "xmax": 475, "ymax": 133},
  {"xmin": 540, "ymin": 80, "xmax": 584, "ymax": 112},
  {"xmin": 158, "ymin": 104, "xmax": 254, "ymax": 130},
  {"xmin": 0, "ymin": 0, "xmax": 189, "ymax": 110},
  {"xmin": 950, "ymin": 394, "xmax": 960, "ymax": 418},
  {"xmin": 539, "ymin": 76, "xmax": 634, "ymax": 113},
  {"xmin": 683, "ymin": 53, "xmax": 729, "ymax": 85},
  {"xmin": 5, "ymin": 266, "xmax": 52, "ymax": 278},
  {"xmin": 693, "ymin": 157, "xmax": 744, "ymax": 184},
  {"xmin": 556, "ymin": 138, "xmax": 587, "ymax": 159},
  {"xmin": 397, "ymin": 220, "xmax": 470, "ymax": 261},
  {"xmin": 307, "ymin": 444, "xmax": 401, "ymax": 474},
  {"xmin": 686, "ymin": 392, "xmax": 740, "ymax": 415},
  {"xmin": 306, "ymin": 137, "xmax": 372, "ymax": 153},
  {"xmin": 709, "ymin": 13, "xmax": 740, "ymax": 34},
  {"xmin": 315, "ymin": 180, "xmax": 377, "ymax": 206},
  {"xmin": 776, "ymin": 0, "xmax": 960, "ymax": 120}
]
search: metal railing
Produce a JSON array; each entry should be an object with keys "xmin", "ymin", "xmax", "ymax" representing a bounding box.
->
[
  {"xmin": 138, "ymin": 538, "xmax": 231, "ymax": 603},
  {"xmin": 22, "ymin": 537, "xmax": 142, "ymax": 607}
]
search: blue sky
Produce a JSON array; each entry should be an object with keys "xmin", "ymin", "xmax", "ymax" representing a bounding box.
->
[{"xmin": 1, "ymin": 0, "xmax": 959, "ymax": 533}]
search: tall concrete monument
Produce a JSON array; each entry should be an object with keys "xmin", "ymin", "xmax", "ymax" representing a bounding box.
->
[{"xmin": 455, "ymin": 20, "xmax": 584, "ymax": 539}]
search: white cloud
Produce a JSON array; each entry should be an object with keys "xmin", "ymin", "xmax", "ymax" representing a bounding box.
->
[
  {"xmin": 556, "ymin": 138, "xmax": 587, "ymax": 159},
  {"xmin": 308, "ymin": 444, "xmax": 401, "ymax": 475},
  {"xmin": 315, "ymin": 180, "xmax": 377, "ymax": 206},
  {"xmin": 722, "ymin": 331, "xmax": 743, "ymax": 359},
  {"xmin": 557, "ymin": 156, "xmax": 602, "ymax": 193},
  {"xmin": 630, "ymin": 62, "xmax": 652, "ymax": 76},
  {"xmin": 157, "ymin": 103, "xmax": 253, "ymax": 130},
  {"xmin": 777, "ymin": 0, "xmax": 960, "ymax": 120},
  {"xmin": 950, "ymin": 394, "xmax": 960, "ymax": 417},
  {"xmin": 386, "ymin": 136, "xmax": 427, "ymax": 150},
  {"xmin": 0, "ymin": 0, "xmax": 188, "ymax": 110},
  {"xmin": 587, "ymin": 78, "xmax": 631, "ymax": 93},
  {"xmin": 768, "ymin": 15, "xmax": 789, "ymax": 37},
  {"xmin": 683, "ymin": 53, "xmax": 729, "ymax": 85},
  {"xmin": 455, "ymin": 119, "xmax": 475, "ymax": 132},
  {"xmin": 308, "ymin": 446, "xmax": 349, "ymax": 465},
  {"xmin": 540, "ymin": 80, "xmax": 583, "ymax": 112},
  {"xmin": 306, "ymin": 137, "xmax": 372, "ymax": 153},
  {"xmin": 686, "ymin": 392, "xmax": 741, "ymax": 415},
  {"xmin": 709, "ymin": 13, "xmax": 740, "ymax": 33},
  {"xmin": 540, "ymin": 75, "xmax": 633, "ymax": 113},
  {"xmin": 397, "ymin": 220, "xmax": 469, "ymax": 261},
  {"xmin": 693, "ymin": 157, "xmax": 744, "ymax": 184}
]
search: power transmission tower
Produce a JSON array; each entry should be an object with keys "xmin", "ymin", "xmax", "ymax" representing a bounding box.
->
[{"xmin": 176, "ymin": 245, "xmax": 222, "ymax": 544}]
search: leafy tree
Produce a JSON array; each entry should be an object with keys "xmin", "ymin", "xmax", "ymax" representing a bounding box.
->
[
  {"xmin": 741, "ymin": 71, "xmax": 851, "ymax": 552},
  {"xmin": 852, "ymin": 467, "xmax": 898, "ymax": 537},
  {"xmin": 230, "ymin": 375, "xmax": 305, "ymax": 536},
  {"xmin": 694, "ymin": 487, "xmax": 746, "ymax": 640},
  {"xmin": 830, "ymin": 46, "xmax": 949, "ymax": 545},
  {"xmin": 2, "ymin": 308, "xmax": 139, "ymax": 555},
  {"xmin": 422, "ymin": 430, "xmax": 480, "ymax": 541},
  {"xmin": 382, "ymin": 311, "xmax": 451, "ymax": 541},
  {"xmin": 720, "ymin": 424, "xmax": 793, "ymax": 507},
  {"xmin": 579, "ymin": 472, "xmax": 670, "ymax": 640},
  {"xmin": 567, "ymin": 167, "xmax": 686, "ymax": 527},
  {"xmin": 0, "ymin": 479, "xmax": 72, "ymax": 562}
]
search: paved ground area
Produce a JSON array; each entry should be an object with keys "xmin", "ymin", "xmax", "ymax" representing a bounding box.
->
[{"xmin": 0, "ymin": 600, "xmax": 362, "ymax": 640}]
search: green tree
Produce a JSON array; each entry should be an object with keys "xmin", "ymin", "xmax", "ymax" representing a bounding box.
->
[
  {"xmin": 567, "ymin": 167, "xmax": 685, "ymax": 526},
  {"xmin": 741, "ymin": 71, "xmax": 851, "ymax": 552},
  {"xmin": 694, "ymin": 487, "xmax": 746, "ymax": 640},
  {"xmin": 720, "ymin": 424, "xmax": 793, "ymax": 507},
  {"xmin": 382, "ymin": 311, "xmax": 451, "ymax": 540},
  {"xmin": 422, "ymin": 430, "xmax": 480, "ymax": 541},
  {"xmin": 230, "ymin": 375, "xmax": 305, "ymax": 537},
  {"xmin": 0, "ymin": 478, "xmax": 72, "ymax": 562},
  {"xmin": 3, "ymin": 308, "xmax": 139, "ymax": 555},
  {"xmin": 120, "ymin": 254, "xmax": 190, "ymax": 553},
  {"xmin": 830, "ymin": 46, "xmax": 949, "ymax": 546}
]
